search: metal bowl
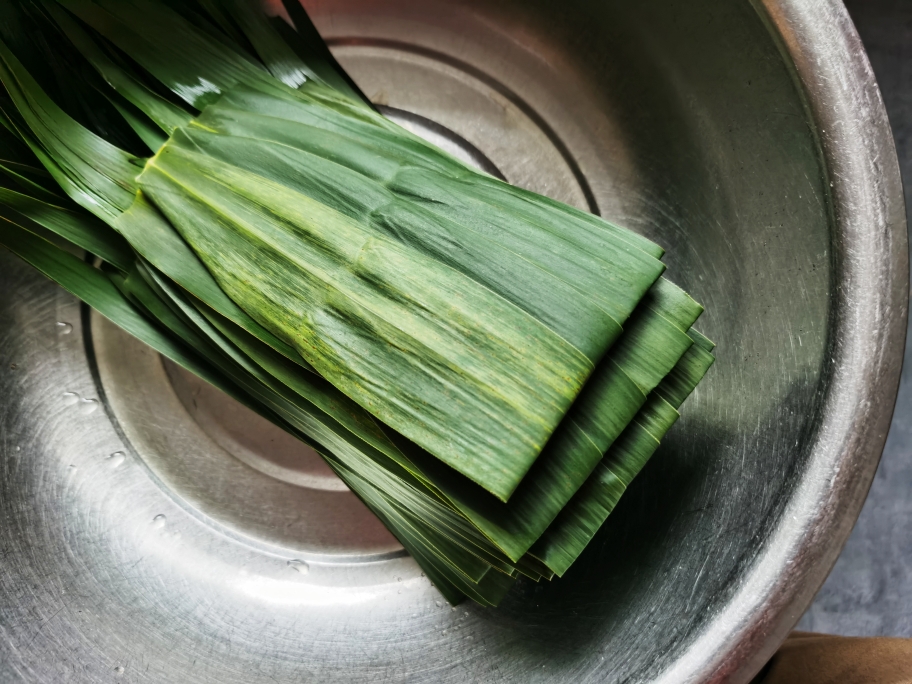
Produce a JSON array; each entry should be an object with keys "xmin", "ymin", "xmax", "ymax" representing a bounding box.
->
[{"xmin": 0, "ymin": 0, "xmax": 907, "ymax": 681}]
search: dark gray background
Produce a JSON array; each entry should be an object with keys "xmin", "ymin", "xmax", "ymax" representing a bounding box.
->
[{"xmin": 798, "ymin": 0, "xmax": 912, "ymax": 637}]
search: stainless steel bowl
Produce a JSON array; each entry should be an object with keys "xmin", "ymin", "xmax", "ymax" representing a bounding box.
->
[{"xmin": 0, "ymin": 0, "xmax": 907, "ymax": 682}]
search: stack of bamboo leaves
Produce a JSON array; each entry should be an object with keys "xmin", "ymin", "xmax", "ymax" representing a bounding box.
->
[{"xmin": 0, "ymin": 0, "xmax": 714, "ymax": 606}]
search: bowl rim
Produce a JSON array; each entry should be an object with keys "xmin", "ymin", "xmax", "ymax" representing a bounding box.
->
[{"xmin": 659, "ymin": 1, "xmax": 909, "ymax": 681}]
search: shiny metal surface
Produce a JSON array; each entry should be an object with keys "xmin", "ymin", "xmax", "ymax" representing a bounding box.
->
[
  {"xmin": 799, "ymin": 0, "xmax": 912, "ymax": 636},
  {"xmin": 0, "ymin": 1, "xmax": 906, "ymax": 683}
]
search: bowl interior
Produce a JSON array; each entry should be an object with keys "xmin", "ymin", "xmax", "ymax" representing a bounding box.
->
[
  {"xmin": 0, "ymin": 0, "xmax": 838, "ymax": 682},
  {"xmin": 307, "ymin": 0, "xmax": 832, "ymax": 675}
]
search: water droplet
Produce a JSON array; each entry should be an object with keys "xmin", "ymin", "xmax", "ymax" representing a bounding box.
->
[
  {"xmin": 69, "ymin": 465, "xmax": 77, "ymax": 470},
  {"xmin": 441, "ymin": 630, "xmax": 448, "ymax": 636},
  {"xmin": 152, "ymin": 514, "xmax": 166, "ymax": 529},
  {"xmin": 420, "ymin": 572, "xmax": 425, "ymax": 577},
  {"xmin": 435, "ymin": 601, "xmax": 442, "ymax": 608},
  {"xmin": 56, "ymin": 322, "xmax": 73, "ymax": 335},
  {"xmin": 397, "ymin": 577, "xmax": 402, "ymax": 582},
  {"xmin": 287, "ymin": 560, "xmax": 309, "ymax": 575},
  {"xmin": 397, "ymin": 589, "xmax": 402, "ymax": 594},
  {"xmin": 114, "ymin": 666, "xmax": 125, "ymax": 675},
  {"xmin": 15, "ymin": 446, "xmax": 20, "ymax": 452},
  {"xmin": 108, "ymin": 451, "xmax": 126, "ymax": 468},
  {"xmin": 8, "ymin": 363, "xmax": 16, "ymax": 370},
  {"xmin": 78, "ymin": 398, "xmax": 98, "ymax": 415},
  {"xmin": 62, "ymin": 392, "xmax": 98, "ymax": 414}
]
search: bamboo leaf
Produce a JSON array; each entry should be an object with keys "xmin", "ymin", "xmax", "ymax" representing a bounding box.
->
[
  {"xmin": 530, "ymin": 337, "xmax": 715, "ymax": 575},
  {"xmin": 0, "ymin": 186, "xmax": 132, "ymax": 270},
  {"xmin": 167, "ymin": 125, "xmax": 627, "ymax": 364},
  {"xmin": 214, "ymin": 0, "xmax": 316, "ymax": 89},
  {"xmin": 54, "ymin": 0, "xmax": 280, "ymax": 109},
  {"xmin": 276, "ymin": 0, "xmax": 371, "ymax": 103},
  {"xmin": 107, "ymin": 97, "xmax": 167, "ymax": 152},
  {"xmin": 113, "ymin": 192, "xmax": 308, "ymax": 367},
  {"xmin": 43, "ymin": 0, "xmax": 193, "ymax": 134},
  {"xmin": 0, "ymin": 220, "xmax": 254, "ymax": 407},
  {"xmin": 0, "ymin": 34, "xmax": 141, "ymax": 220},
  {"xmin": 401, "ymin": 279, "xmax": 700, "ymax": 561},
  {"xmin": 0, "ymin": 1, "xmax": 149, "ymax": 154},
  {"xmin": 139, "ymin": 143, "xmax": 596, "ymax": 501}
]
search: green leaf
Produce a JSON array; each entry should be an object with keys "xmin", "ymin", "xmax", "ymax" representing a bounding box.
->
[
  {"xmin": 113, "ymin": 192, "xmax": 307, "ymax": 367},
  {"xmin": 656, "ymin": 335, "xmax": 716, "ymax": 408},
  {"xmin": 139, "ymin": 143, "xmax": 596, "ymax": 501},
  {"xmin": 142, "ymin": 264, "xmax": 521, "ymax": 594},
  {"xmin": 0, "ymin": 186, "xmax": 132, "ymax": 270},
  {"xmin": 401, "ymin": 278, "xmax": 700, "ymax": 561},
  {"xmin": 0, "ymin": 1, "xmax": 149, "ymax": 154},
  {"xmin": 213, "ymin": 0, "xmax": 315, "ymax": 89},
  {"xmin": 107, "ymin": 97, "xmax": 167, "ymax": 152},
  {"xmin": 530, "ymin": 336, "xmax": 715, "ymax": 575},
  {"xmin": 0, "ymin": 33, "xmax": 141, "ymax": 220},
  {"xmin": 55, "ymin": 0, "xmax": 279, "ymax": 109},
  {"xmin": 334, "ymin": 461, "xmax": 517, "ymax": 607},
  {"xmin": 193, "ymin": 84, "xmax": 663, "ymax": 262},
  {"xmin": 167, "ymin": 124, "xmax": 628, "ymax": 364},
  {"xmin": 188, "ymin": 293, "xmax": 418, "ymax": 477},
  {"xmin": 275, "ymin": 0, "xmax": 371, "ymax": 103},
  {"xmin": 0, "ymin": 156, "xmax": 61, "ymax": 199},
  {"xmin": 1, "ymin": 212, "xmax": 510, "ymax": 603},
  {"xmin": 0, "ymin": 219, "xmax": 247, "ymax": 404},
  {"xmin": 43, "ymin": 0, "xmax": 193, "ymax": 134}
]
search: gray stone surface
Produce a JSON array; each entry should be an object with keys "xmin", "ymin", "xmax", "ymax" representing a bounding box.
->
[{"xmin": 798, "ymin": 0, "xmax": 912, "ymax": 637}]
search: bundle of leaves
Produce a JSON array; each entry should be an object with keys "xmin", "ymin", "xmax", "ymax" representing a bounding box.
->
[{"xmin": 0, "ymin": 0, "xmax": 714, "ymax": 606}]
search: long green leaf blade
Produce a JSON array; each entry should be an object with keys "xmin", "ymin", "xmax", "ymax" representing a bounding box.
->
[
  {"xmin": 0, "ymin": 35, "xmax": 141, "ymax": 221},
  {"xmin": 0, "ymin": 186, "xmax": 133, "ymax": 270},
  {"xmin": 114, "ymin": 192, "xmax": 307, "ymax": 367},
  {"xmin": 139, "ymin": 143, "xmax": 595, "ymax": 501},
  {"xmin": 43, "ymin": 0, "xmax": 193, "ymax": 134},
  {"xmin": 168, "ymin": 125, "xmax": 627, "ymax": 363},
  {"xmin": 55, "ymin": 0, "xmax": 279, "ymax": 109},
  {"xmin": 530, "ymin": 337, "xmax": 715, "ymax": 575}
]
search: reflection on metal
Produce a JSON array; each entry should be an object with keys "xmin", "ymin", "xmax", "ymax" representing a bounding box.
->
[
  {"xmin": 380, "ymin": 105, "xmax": 508, "ymax": 182},
  {"xmin": 0, "ymin": 0, "xmax": 906, "ymax": 682}
]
